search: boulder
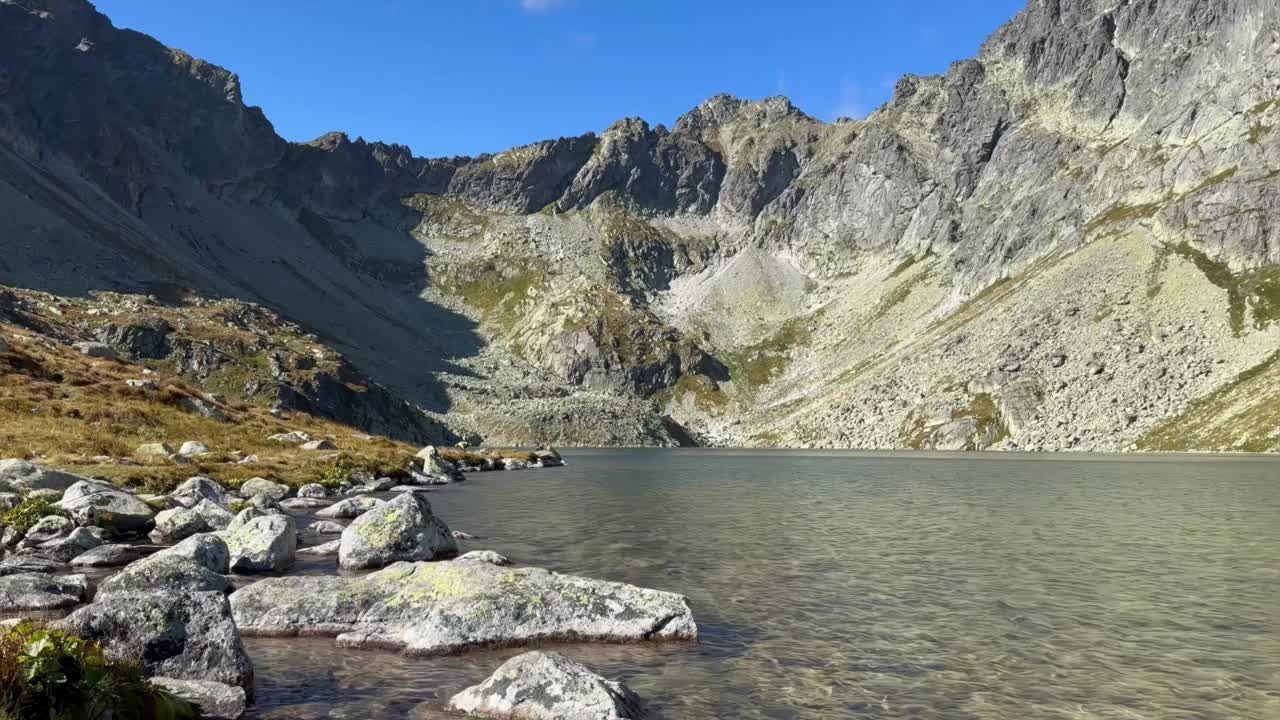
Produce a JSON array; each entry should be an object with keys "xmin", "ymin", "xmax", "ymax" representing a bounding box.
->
[
  {"xmin": 23, "ymin": 514, "xmax": 75, "ymax": 545},
  {"xmin": 151, "ymin": 507, "xmax": 209, "ymax": 543},
  {"xmin": 56, "ymin": 480, "xmax": 155, "ymax": 534},
  {"xmin": 151, "ymin": 678, "xmax": 247, "ymax": 720},
  {"xmin": 239, "ymin": 477, "xmax": 289, "ymax": 502},
  {"xmin": 456, "ymin": 550, "xmax": 512, "ymax": 566},
  {"xmin": 193, "ymin": 498, "xmax": 234, "ymax": 530},
  {"xmin": 225, "ymin": 508, "xmax": 265, "ymax": 532},
  {"xmin": 0, "ymin": 572, "xmax": 88, "ymax": 611},
  {"xmin": 300, "ymin": 439, "xmax": 336, "ymax": 451},
  {"xmin": 73, "ymin": 341, "xmax": 117, "ymax": 359},
  {"xmin": 415, "ymin": 446, "xmax": 461, "ymax": 481},
  {"xmin": 229, "ymin": 560, "xmax": 698, "ymax": 655},
  {"xmin": 296, "ymin": 483, "xmax": 328, "ymax": 498},
  {"xmin": 315, "ymin": 495, "xmax": 385, "ymax": 519},
  {"xmin": 306, "ymin": 521, "xmax": 345, "ymax": 534},
  {"xmin": 0, "ymin": 493, "xmax": 19, "ymax": 512},
  {"xmin": 58, "ymin": 591, "xmax": 254, "ymax": 691},
  {"xmin": 69, "ymin": 543, "xmax": 138, "ymax": 567},
  {"xmin": 354, "ymin": 476, "xmax": 396, "ymax": 492},
  {"xmin": 449, "ymin": 651, "xmax": 642, "ymax": 720},
  {"xmin": 171, "ymin": 476, "xmax": 229, "ymax": 507},
  {"xmin": 178, "ymin": 441, "xmax": 210, "ymax": 457},
  {"xmin": 278, "ymin": 497, "xmax": 329, "ymax": 511},
  {"xmin": 0, "ymin": 459, "xmax": 85, "ymax": 493},
  {"xmin": 36, "ymin": 526, "xmax": 104, "ymax": 562},
  {"xmin": 390, "ymin": 485, "xmax": 431, "ymax": 493},
  {"xmin": 0, "ymin": 555, "xmax": 64, "ymax": 576},
  {"xmin": 178, "ymin": 397, "xmax": 229, "ymax": 422},
  {"xmin": 338, "ymin": 492, "xmax": 456, "ymax": 570},
  {"xmin": 297, "ymin": 539, "xmax": 341, "ymax": 556},
  {"xmin": 97, "ymin": 538, "xmax": 233, "ymax": 598},
  {"xmin": 245, "ymin": 493, "xmax": 277, "ymax": 510},
  {"xmin": 225, "ymin": 514, "xmax": 296, "ymax": 573}
]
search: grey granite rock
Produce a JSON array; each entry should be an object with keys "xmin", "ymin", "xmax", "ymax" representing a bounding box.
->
[
  {"xmin": 449, "ymin": 651, "xmax": 642, "ymax": 719},
  {"xmin": 337, "ymin": 492, "xmax": 456, "ymax": 570}
]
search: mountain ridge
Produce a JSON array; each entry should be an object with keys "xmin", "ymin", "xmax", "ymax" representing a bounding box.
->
[{"xmin": 0, "ymin": 0, "xmax": 1277, "ymax": 451}]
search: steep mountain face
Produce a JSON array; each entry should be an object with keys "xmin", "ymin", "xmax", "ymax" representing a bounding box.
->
[{"xmin": 1, "ymin": 0, "xmax": 1277, "ymax": 451}]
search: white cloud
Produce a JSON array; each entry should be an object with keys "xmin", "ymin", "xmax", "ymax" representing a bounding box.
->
[{"xmin": 521, "ymin": 0, "xmax": 568, "ymax": 14}]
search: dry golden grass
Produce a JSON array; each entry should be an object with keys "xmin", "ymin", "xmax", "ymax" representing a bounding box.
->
[{"xmin": 0, "ymin": 327, "xmax": 418, "ymax": 494}]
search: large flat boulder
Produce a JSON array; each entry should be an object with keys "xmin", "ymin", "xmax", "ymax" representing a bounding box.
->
[
  {"xmin": 58, "ymin": 591, "xmax": 254, "ymax": 692},
  {"xmin": 97, "ymin": 550, "xmax": 232, "ymax": 598},
  {"xmin": 338, "ymin": 492, "xmax": 456, "ymax": 570},
  {"xmin": 230, "ymin": 560, "xmax": 697, "ymax": 655},
  {"xmin": 449, "ymin": 651, "xmax": 642, "ymax": 719},
  {"xmin": 0, "ymin": 572, "xmax": 87, "ymax": 611},
  {"xmin": 0, "ymin": 459, "xmax": 84, "ymax": 493},
  {"xmin": 56, "ymin": 480, "xmax": 155, "ymax": 534}
]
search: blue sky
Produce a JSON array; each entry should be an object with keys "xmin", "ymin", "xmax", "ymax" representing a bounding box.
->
[{"xmin": 95, "ymin": 0, "xmax": 1027, "ymax": 158}]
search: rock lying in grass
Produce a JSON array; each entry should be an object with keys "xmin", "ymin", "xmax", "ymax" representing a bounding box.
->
[
  {"xmin": 178, "ymin": 441, "xmax": 210, "ymax": 457},
  {"xmin": 449, "ymin": 651, "xmax": 642, "ymax": 720},
  {"xmin": 70, "ymin": 543, "xmax": 138, "ymax": 567},
  {"xmin": 239, "ymin": 477, "xmax": 289, "ymax": 502},
  {"xmin": 135, "ymin": 442, "xmax": 173, "ymax": 458},
  {"xmin": 59, "ymin": 591, "xmax": 254, "ymax": 692},
  {"xmin": 179, "ymin": 396, "xmax": 228, "ymax": 422},
  {"xmin": 0, "ymin": 572, "xmax": 88, "ymax": 611},
  {"xmin": 151, "ymin": 506, "xmax": 209, "ymax": 543},
  {"xmin": 0, "ymin": 459, "xmax": 85, "ymax": 493},
  {"xmin": 338, "ymin": 493, "xmax": 456, "ymax": 570},
  {"xmin": 97, "ymin": 550, "xmax": 233, "ymax": 598},
  {"xmin": 171, "ymin": 476, "xmax": 230, "ymax": 507},
  {"xmin": 151, "ymin": 678, "xmax": 247, "ymax": 720},
  {"xmin": 300, "ymin": 439, "xmax": 336, "ymax": 451},
  {"xmin": 229, "ymin": 560, "xmax": 698, "ymax": 655},
  {"xmin": 22, "ymin": 515, "xmax": 75, "ymax": 545},
  {"xmin": 225, "ymin": 514, "xmax": 296, "ymax": 573},
  {"xmin": 268, "ymin": 431, "xmax": 311, "ymax": 445},
  {"xmin": 56, "ymin": 480, "xmax": 155, "ymax": 534},
  {"xmin": 315, "ymin": 495, "xmax": 384, "ymax": 519},
  {"xmin": 296, "ymin": 483, "xmax": 328, "ymax": 498}
]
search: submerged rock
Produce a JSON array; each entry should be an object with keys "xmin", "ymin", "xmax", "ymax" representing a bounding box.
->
[
  {"xmin": 151, "ymin": 678, "xmax": 247, "ymax": 720},
  {"xmin": 457, "ymin": 550, "xmax": 512, "ymax": 566},
  {"xmin": 337, "ymin": 492, "xmax": 456, "ymax": 570},
  {"xmin": 225, "ymin": 514, "xmax": 296, "ymax": 572},
  {"xmin": 230, "ymin": 560, "xmax": 697, "ymax": 655},
  {"xmin": 297, "ymin": 539, "xmax": 341, "ymax": 556},
  {"xmin": 305, "ymin": 521, "xmax": 345, "ymax": 534},
  {"xmin": 0, "ymin": 572, "xmax": 87, "ymax": 611},
  {"xmin": 449, "ymin": 651, "xmax": 642, "ymax": 720},
  {"xmin": 59, "ymin": 591, "xmax": 254, "ymax": 691}
]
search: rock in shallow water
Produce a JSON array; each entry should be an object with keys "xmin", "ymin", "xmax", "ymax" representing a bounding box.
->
[
  {"xmin": 97, "ymin": 551, "xmax": 233, "ymax": 598},
  {"xmin": 229, "ymin": 560, "xmax": 697, "ymax": 655},
  {"xmin": 0, "ymin": 572, "xmax": 87, "ymax": 611},
  {"xmin": 337, "ymin": 492, "xmax": 455, "ymax": 570},
  {"xmin": 449, "ymin": 651, "xmax": 642, "ymax": 720},
  {"xmin": 224, "ymin": 514, "xmax": 296, "ymax": 572},
  {"xmin": 151, "ymin": 678, "xmax": 247, "ymax": 720},
  {"xmin": 56, "ymin": 480, "xmax": 155, "ymax": 534},
  {"xmin": 69, "ymin": 543, "xmax": 138, "ymax": 567},
  {"xmin": 315, "ymin": 495, "xmax": 385, "ymax": 519},
  {"xmin": 58, "ymin": 590, "xmax": 254, "ymax": 692}
]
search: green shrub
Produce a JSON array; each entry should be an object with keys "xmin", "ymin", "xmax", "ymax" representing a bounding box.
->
[
  {"xmin": 2, "ymin": 497, "xmax": 68, "ymax": 535},
  {"xmin": 0, "ymin": 621, "xmax": 195, "ymax": 720},
  {"xmin": 319, "ymin": 453, "xmax": 358, "ymax": 488}
]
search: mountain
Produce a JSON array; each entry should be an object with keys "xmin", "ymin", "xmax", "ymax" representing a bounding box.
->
[{"xmin": 1, "ymin": 0, "xmax": 1277, "ymax": 452}]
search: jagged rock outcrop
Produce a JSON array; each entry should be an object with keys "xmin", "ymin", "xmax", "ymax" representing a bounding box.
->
[{"xmin": 0, "ymin": 0, "xmax": 1276, "ymax": 451}]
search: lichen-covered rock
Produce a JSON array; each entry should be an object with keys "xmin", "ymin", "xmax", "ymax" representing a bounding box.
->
[
  {"xmin": 449, "ymin": 651, "xmax": 643, "ymax": 720},
  {"xmin": 22, "ymin": 515, "xmax": 75, "ymax": 545},
  {"xmin": 192, "ymin": 498, "xmax": 234, "ymax": 531},
  {"xmin": 0, "ymin": 572, "xmax": 87, "ymax": 611},
  {"xmin": 151, "ymin": 678, "xmax": 247, "ymax": 720},
  {"xmin": 229, "ymin": 560, "xmax": 698, "ymax": 655},
  {"xmin": 296, "ymin": 483, "xmax": 328, "ymax": 498},
  {"xmin": 239, "ymin": 477, "xmax": 289, "ymax": 502},
  {"xmin": 457, "ymin": 550, "xmax": 512, "ymax": 566},
  {"xmin": 69, "ymin": 543, "xmax": 138, "ymax": 567},
  {"xmin": 224, "ymin": 514, "xmax": 295, "ymax": 572},
  {"xmin": 58, "ymin": 591, "xmax": 254, "ymax": 691},
  {"xmin": 338, "ymin": 492, "xmax": 456, "ymax": 570},
  {"xmin": 171, "ymin": 476, "xmax": 230, "ymax": 507},
  {"xmin": 224, "ymin": 507, "xmax": 265, "ymax": 532},
  {"xmin": 97, "ymin": 541, "xmax": 233, "ymax": 598},
  {"xmin": 315, "ymin": 495, "xmax": 385, "ymax": 519},
  {"xmin": 56, "ymin": 481, "xmax": 155, "ymax": 534},
  {"xmin": 160, "ymin": 533, "xmax": 232, "ymax": 574},
  {"xmin": 151, "ymin": 507, "xmax": 209, "ymax": 543},
  {"xmin": 136, "ymin": 442, "xmax": 173, "ymax": 458},
  {"xmin": 178, "ymin": 441, "xmax": 209, "ymax": 457},
  {"xmin": 268, "ymin": 431, "xmax": 311, "ymax": 445},
  {"xmin": 0, "ymin": 459, "xmax": 85, "ymax": 493}
]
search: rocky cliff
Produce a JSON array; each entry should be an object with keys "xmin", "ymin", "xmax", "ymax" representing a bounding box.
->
[{"xmin": 0, "ymin": 0, "xmax": 1277, "ymax": 451}]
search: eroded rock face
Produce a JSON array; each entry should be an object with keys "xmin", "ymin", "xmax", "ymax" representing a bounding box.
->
[
  {"xmin": 224, "ymin": 514, "xmax": 296, "ymax": 572},
  {"xmin": 229, "ymin": 560, "xmax": 697, "ymax": 655},
  {"xmin": 58, "ymin": 591, "xmax": 254, "ymax": 692},
  {"xmin": 449, "ymin": 651, "xmax": 642, "ymax": 720},
  {"xmin": 337, "ymin": 492, "xmax": 456, "ymax": 570},
  {"xmin": 56, "ymin": 480, "xmax": 155, "ymax": 534}
]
